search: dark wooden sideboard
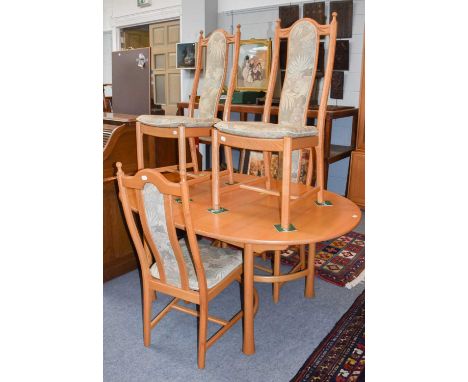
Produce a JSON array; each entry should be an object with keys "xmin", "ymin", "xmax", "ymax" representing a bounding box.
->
[
  {"xmin": 347, "ymin": 39, "xmax": 365, "ymax": 209},
  {"xmin": 176, "ymin": 103, "xmax": 358, "ymax": 193},
  {"xmin": 103, "ymin": 115, "xmax": 139, "ymax": 281},
  {"xmin": 103, "ymin": 113, "xmax": 183, "ymax": 281}
]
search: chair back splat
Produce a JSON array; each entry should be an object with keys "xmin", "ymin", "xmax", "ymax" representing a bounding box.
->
[
  {"xmin": 189, "ymin": 28, "xmax": 233, "ymax": 119},
  {"xmin": 269, "ymin": 16, "xmax": 337, "ymax": 138}
]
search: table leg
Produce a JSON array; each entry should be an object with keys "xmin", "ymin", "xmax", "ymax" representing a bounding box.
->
[
  {"xmin": 305, "ymin": 243, "xmax": 316, "ymax": 298},
  {"xmin": 243, "ymin": 243, "xmax": 255, "ymax": 355}
]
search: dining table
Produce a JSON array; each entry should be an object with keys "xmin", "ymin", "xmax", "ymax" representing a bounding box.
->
[{"xmin": 171, "ymin": 173, "xmax": 362, "ymax": 355}]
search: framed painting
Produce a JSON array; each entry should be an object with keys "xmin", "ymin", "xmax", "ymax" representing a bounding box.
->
[
  {"xmin": 244, "ymin": 149, "xmax": 313, "ymax": 185},
  {"xmin": 236, "ymin": 39, "xmax": 271, "ymax": 91},
  {"xmin": 246, "ymin": 151, "xmax": 280, "ymax": 178},
  {"xmin": 176, "ymin": 42, "xmax": 197, "ymax": 69}
]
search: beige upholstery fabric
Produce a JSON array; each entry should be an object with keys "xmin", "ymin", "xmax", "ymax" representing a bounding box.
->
[
  {"xmin": 278, "ymin": 21, "xmax": 318, "ymax": 126},
  {"xmin": 143, "ymin": 183, "xmax": 242, "ymax": 291},
  {"xmin": 150, "ymin": 239, "xmax": 242, "ymax": 290},
  {"xmin": 198, "ymin": 31, "xmax": 227, "ymax": 118},
  {"xmin": 137, "ymin": 115, "xmax": 220, "ymax": 128},
  {"xmin": 214, "ymin": 121, "xmax": 318, "ymax": 139}
]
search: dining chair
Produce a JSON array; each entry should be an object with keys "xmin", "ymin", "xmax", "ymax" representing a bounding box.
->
[
  {"xmin": 116, "ymin": 162, "xmax": 258, "ymax": 368},
  {"xmin": 135, "ymin": 25, "xmax": 241, "ymax": 184},
  {"xmin": 211, "ymin": 15, "xmax": 338, "ymax": 231}
]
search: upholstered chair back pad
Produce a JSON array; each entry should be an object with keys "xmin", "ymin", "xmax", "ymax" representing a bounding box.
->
[
  {"xmin": 143, "ymin": 183, "xmax": 241, "ymax": 290},
  {"xmin": 198, "ymin": 31, "xmax": 228, "ymax": 119},
  {"xmin": 143, "ymin": 183, "xmax": 184, "ymax": 287},
  {"xmin": 278, "ymin": 21, "xmax": 319, "ymax": 126}
]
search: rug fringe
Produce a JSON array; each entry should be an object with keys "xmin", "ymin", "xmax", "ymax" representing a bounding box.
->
[{"xmin": 345, "ymin": 270, "xmax": 365, "ymax": 289}]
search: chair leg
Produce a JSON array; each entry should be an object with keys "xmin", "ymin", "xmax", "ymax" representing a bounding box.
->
[
  {"xmin": 188, "ymin": 137, "xmax": 199, "ymax": 174},
  {"xmin": 239, "ymin": 149, "xmax": 246, "ymax": 174},
  {"xmin": 263, "ymin": 151, "xmax": 272, "ymax": 190},
  {"xmin": 178, "ymin": 125, "xmax": 187, "ymax": 181},
  {"xmin": 211, "ymin": 129, "xmax": 220, "ymax": 210},
  {"xmin": 305, "ymin": 243, "xmax": 316, "ymax": 298},
  {"xmin": 224, "ymin": 145, "xmax": 234, "ymax": 184},
  {"xmin": 273, "ymin": 250, "xmax": 281, "ymax": 303},
  {"xmin": 315, "ymin": 145, "xmax": 324, "ymax": 203},
  {"xmin": 280, "ymin": 138, "xmax": 292, "ymax": 230},
  {"xmin": 299, "ymin": 244, "xmax": 306, "ymax": 271},
  {"xmin": 306, "ymin": 148, "xmax": 314, "ymax": 186},
  {"xmin": 136, "ymin": 122, "xmax": 145, "ymax": 170},
  {"xmin": 198, "ymin": 302, "xmax": 208, "ymax": 369},
  {"xmin": 143, "ymin": 286, "xmax": 152, "ymax": 347}
]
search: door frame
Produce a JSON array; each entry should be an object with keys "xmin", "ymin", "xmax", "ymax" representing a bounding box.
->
[{"xmin": 110, "ymin": 5, "xmax": 180, "ymax": 52}]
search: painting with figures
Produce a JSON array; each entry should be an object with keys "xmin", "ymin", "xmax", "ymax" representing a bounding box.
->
[{"xmin": 236, "ymin": 39, "xmax": 271, "ymax": 91}]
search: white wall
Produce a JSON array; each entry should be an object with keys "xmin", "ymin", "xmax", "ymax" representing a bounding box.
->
[
  {"xmin": 180, "ymin": 0, "xmax": 218, "ymax": 169},
  {"xmin": 218, "ymin": 0, "xmax": 289, "ymax": 13},
  {"xmin": 103, "ymin": 0, "xmax": 113, "ymax": 31},
  {"xmin": 180, "ymin": 0, "xmax": 207, "ymax": 105},
  {"xmin": 111, "ymin": 0, "xmax": 180, "ymax": 18},
  {"xmin": 103, "ymin": 31, "xmax": 113, "ymax": 88},
  {"xmin": 180, "ymin": 0, "xmax": 218, "ymax": 104}
]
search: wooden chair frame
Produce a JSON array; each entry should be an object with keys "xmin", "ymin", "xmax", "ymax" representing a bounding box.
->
[
  {"xmin": 116, "ymin": 162, "xmax": 258, "ymax": 368},
  {"xmin": 136, "ymin": 25, "xmax": 241, "ymax": 184},
  {"xmin": 211, "ymin": 15, "xmax": 338, "ymax": 231}
]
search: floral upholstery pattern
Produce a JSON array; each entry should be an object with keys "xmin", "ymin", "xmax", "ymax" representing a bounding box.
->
[
  {"xmin": 137, "ymin": 115, "xmax": 220, "ymax": 128},
  {"xmin": 150, "ymin": 239, "xmax": 242, "ymax": 290},
  {"xmin": 278, "ymin": 21, "xmax": 318, "ymax": 126},
  {"xmin": 143, "ymin": 183, "xmax": 242, "ymax": 290},
  {"xmin": 214, "ymin": 120, "xmax": 318, "ymax": 139},
  {"xmin": 198, "ymin": 31, "xmax": 227, "ymax": 119}
]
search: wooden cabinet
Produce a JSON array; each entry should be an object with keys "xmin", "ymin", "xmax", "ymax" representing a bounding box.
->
[
  {"xmin": 104, "ymin": 178, "xmax": 137, "ymax": 281},
  {"xmin": 347, "ymin": 37, "xmax": 365, "ymax": 208},
  {"xmin": 347, "ymin": 150, "xmax": 365, "ymax": 208},
  {"xmin": 103, "ymin": 118, "xmax": 140, "ymax": 281}
]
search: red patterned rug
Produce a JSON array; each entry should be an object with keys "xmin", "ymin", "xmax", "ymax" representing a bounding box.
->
[
  {"xmin": 291, "ymin": 291, "xmax": 365, "ymax": 382},
  {"xmin": 271, "ymin": 231, "xmax": 365, "ymax": 288}
]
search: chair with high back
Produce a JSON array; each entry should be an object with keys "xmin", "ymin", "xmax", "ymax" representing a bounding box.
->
[
  {"xmin": 210, "ymin": 15, "xmax": 338, "ymax": 302},
  {"xmin": 116, "ymin": 162, "xmax": 258, "ymax": 368},
  {"xmin": 211, "ymin": 15, "xmax": 337, "ymax": 227},
  {"xmin": 135, "ymin": 25, "xmax": 241, "ymax": 183}
]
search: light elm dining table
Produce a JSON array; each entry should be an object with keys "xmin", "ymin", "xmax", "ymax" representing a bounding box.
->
[{"xmin": 171, "ymin": 174, "xmax": 361, "ymax": 355}]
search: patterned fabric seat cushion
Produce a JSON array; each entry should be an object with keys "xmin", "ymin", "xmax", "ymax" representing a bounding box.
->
[
  {"xmin": 214, "ymin": 121, "xmax": 318, "ymax": 139},
  {"xmin": 137, "ymin": 115, "xmax": 220, "ymax": 128},
  {"xmin": 150, "ymin": 239, "xmax": 242, "ymax": 290}
]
